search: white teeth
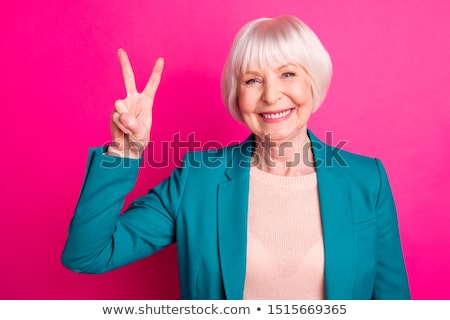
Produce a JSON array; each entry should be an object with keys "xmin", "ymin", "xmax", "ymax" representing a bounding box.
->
[{"xmin": 261, "ymin": 109, "xmax": 292, "ymax": 119}]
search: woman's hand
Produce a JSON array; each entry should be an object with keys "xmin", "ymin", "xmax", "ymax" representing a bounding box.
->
[{"xmin": 107, "ymin": 48, "xmax": 164, "ymax": 158}]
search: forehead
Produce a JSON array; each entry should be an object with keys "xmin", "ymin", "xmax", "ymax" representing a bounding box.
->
[{"xmin": 238, "ymin": 36, "xmax": 303, "ymax": 73}]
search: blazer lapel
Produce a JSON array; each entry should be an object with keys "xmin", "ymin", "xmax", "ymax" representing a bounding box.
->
[
  {"xmin": 217, "ymin": 137, "xmax": 254, "ymax": 299},
  {"xmin": 309, "ymin": 130, "xmax": 355, "ymax": 299}
]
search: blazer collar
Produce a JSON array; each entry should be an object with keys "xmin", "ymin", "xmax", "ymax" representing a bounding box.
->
[{"xmin": 217, "ymin": 130, "xmax": 355, "ymax": 299}]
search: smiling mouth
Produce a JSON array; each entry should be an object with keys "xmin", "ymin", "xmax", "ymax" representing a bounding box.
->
[{"xmin": 260, "ymin": 108, "xmax": 293, "ymax": 119}]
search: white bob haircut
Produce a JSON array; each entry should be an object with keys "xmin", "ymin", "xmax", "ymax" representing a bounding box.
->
[{"xmin": 221, "ymin": 16, "xmax": 333, "ymax": 122}]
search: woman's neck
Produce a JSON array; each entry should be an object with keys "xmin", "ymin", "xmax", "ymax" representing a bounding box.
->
[{"xmin": 252, "ymin": 130, "xmax": 316, "ymax": 176}]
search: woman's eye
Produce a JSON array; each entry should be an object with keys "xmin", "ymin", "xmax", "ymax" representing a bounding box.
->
[
  {"xmin": 282, "ymin": 72, "xmax": 295, "ymax": 78},
  {"xmin": 245, "ymin": 78, "xmax": 261, "ymax": 85}
]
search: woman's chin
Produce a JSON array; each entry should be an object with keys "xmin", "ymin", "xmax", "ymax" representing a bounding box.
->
[
  {"xmin": 254, "ymin": 125, "xmax": 308, "ymax": 143},
  {"xmin": 254, "ymin": 130, "xmax": 295, "ymax": 144}
]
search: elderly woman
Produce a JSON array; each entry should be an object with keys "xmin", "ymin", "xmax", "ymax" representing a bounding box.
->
[{"xmin": 62, "ymin": 16, "xmax": 410, "ymax": 299}]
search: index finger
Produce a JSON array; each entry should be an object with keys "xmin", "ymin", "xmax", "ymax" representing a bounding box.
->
[
  {"xmin": 117, "ymin": 48, "xmax": 138, "ymax": 95},
  {"xmin": 142, "ymin": 57, "xmax": 164, "ymax": 98}
]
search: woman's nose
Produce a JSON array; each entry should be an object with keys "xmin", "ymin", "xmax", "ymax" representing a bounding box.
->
[{"xmin": 262, "ymin": 79, "xmax": 282, "ymax": 105}]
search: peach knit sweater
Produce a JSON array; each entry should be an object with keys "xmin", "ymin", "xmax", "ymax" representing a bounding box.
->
[{"xmin": 243, "ymin": 166, "xmax": 325, "ymax": 300}]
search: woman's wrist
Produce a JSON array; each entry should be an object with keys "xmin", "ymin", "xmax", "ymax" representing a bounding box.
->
[{"xmin": 106, "ymin": 144, "xmax": 142, "ymax": 159}]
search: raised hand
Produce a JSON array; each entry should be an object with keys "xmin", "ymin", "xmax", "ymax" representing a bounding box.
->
[{"xmin": 107, "ymin": 48, "xmax": 164, "ymax": 158}]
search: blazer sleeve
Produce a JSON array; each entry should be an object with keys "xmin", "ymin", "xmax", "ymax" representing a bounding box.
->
[
  {"xmin": 61, "ymin": 147, "xmax": 188, "ymax": 273},
  {"xmin": 372, "ymin": 159, "xmax": 411, "ymax": 299}
]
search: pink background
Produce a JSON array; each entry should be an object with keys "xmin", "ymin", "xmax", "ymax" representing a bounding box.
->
[{"xmin": 1, "ymin": 0, "xmax": 449, "ymax": 299}]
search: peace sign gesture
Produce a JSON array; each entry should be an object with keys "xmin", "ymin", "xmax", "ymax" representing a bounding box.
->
[{"xmin": 107, "ymin": 48, "xmax": 164, "ymax": 158}]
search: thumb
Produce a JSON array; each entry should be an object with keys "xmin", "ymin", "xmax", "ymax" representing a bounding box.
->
[{"xmin": 119, "ymin": 113, "xmax": 148, "ymax": 140}]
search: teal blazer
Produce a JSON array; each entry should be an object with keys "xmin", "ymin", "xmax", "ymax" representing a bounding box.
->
[{"xmin": 62, "ymin": 130, "xmax": 410, "ymax": 299}]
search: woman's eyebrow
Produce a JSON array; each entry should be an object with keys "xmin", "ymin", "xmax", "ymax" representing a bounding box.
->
[
  {"xmin": 242, "ymin": 63, "xmax": 300, "ymax": 76},
  {"xmin": 242, "ymin": 70, "xmax": 262, "ymax": 76},
  {"xmin": 277, "ymin": 63, "xmax": 299, "ymax": 70}
]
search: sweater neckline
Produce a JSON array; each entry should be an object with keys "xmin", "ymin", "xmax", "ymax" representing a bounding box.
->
[{"xmin": 250, "ymin": 166, "xmax": 317, "ymax": 190}]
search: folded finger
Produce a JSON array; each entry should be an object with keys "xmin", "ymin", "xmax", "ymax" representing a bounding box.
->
[
  {"xmin": 114, "ymin": 99, "xmax": 129, "ymax": 114},
  {"xmin": 112, "ymin": 110, "xmax": 131, "ymax": 134}
]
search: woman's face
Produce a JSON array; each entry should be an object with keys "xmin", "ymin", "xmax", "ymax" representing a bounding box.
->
[{"xmin": 238, "ymin": 62, "xmax": 314, "ymax": 143}]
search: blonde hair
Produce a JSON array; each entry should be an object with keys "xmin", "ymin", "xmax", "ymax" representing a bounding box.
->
[{"xmin": 221, "ymin": 16, "xmax": 333, "ymax": 122}]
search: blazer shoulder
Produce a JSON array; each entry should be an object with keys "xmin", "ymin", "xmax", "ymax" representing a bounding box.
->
[
  {"xmin": 309, "ymin": 130, "xmax": 379, "ymax": 178},
  {"xmin": 338, "ymin": 147, "xmax": 378, "ymax": 168},
  {"xmin": 321, "ymin": 143, "xmax": 386, "ymax": 189}
]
